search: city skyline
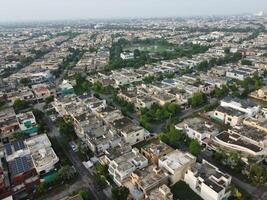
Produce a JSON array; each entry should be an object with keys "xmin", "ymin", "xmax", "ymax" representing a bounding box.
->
[{"xmin": 0, "ymin": 0, "xmax": 266, "ymax": 22}]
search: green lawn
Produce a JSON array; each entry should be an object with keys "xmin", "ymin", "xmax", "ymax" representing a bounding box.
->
[{"xmin": 171, "ymin": 181, "xmax": 203, "ymax": 200}]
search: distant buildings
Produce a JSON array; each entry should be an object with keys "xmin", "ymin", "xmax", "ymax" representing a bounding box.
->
[
  {"xmin": 0, "ymin": 108, "xmax": 19, "ymax": 138},
  {"xmin": 120, "ymin": 52, "xmax": 134, "ymax": 60}
]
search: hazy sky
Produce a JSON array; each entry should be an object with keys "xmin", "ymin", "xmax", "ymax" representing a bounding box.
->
[{"xmin": 0, "ymin": 0, "xmax": 266, "ymax": 22}]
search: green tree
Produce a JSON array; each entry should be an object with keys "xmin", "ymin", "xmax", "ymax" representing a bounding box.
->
[
  {"xmin": 249, "ymin": 164, "xmax": 267, "ymax": 185},
  {"xmin": 112, "ymin": 187, "xmax": 129, "ymax": 200},
  {"xmin": 95, "ymin": 162, "xmax": 109, "ymax": 177},
  {"xmin": 79, "ymin": 190, "xmax": 90, "ymax": 200},
  {"xmin": 166, "ymin": 103, "xmax": 181, "ymax": 116},
  {"xmin": 45, "ymin": 96, "xmax": 54, "ymax": 104},
  {"xmin": 58, "ymin": 118, "xmax": 76, "ymax": 140},
  {"xmin": 188, "ymin": 92, "xmax": 207, "ymax": 108},
  {"xmin": 20, "ymin": 78, "xmax": 31, "ymax": 86},
  {"xmin": 58, "ymin": 165, "xmax": 76, "ymax": 182},
  {"xmin": 13, "ymin": 99, "xmax": 30, "ymax": 112},
  {"xmin": 241, "ymin": 60, "xmax": 252, "ymax": 65},
  {"xmin": 189, "ymin": 139, "xmax": 201, "ymax": 156}
]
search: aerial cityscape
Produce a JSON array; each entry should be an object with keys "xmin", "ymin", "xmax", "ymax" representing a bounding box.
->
[{"xmin": 0, "ymin": 1, "xmax": 267, "ymax": 200}]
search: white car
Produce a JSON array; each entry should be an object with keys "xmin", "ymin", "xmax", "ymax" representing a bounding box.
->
[{"xmin": 69, "ymin": 141, "xmax": 78, "ymax": 152}]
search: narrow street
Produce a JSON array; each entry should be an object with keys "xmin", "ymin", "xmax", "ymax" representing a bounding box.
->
[{"xmin": 45, "ymin": 116, "xmax": 107, "ymax": 200}]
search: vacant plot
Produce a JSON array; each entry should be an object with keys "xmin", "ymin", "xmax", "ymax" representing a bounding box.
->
[{"xmin": 171, "ymin": 181, "xmax": 203, "ymax": 200}]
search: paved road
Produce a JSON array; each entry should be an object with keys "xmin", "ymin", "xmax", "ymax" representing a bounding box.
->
[{"xmin": 46, "ymin": 117, "xmax": 107, "ymax": 200}]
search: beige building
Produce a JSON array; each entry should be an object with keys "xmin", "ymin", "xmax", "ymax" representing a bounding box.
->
[
  {"xmin": 131, "ymin": 165, "xmax": 169, "ymax": 196},
  {"xmin": 158, "ymin": 149, "xmax": 196, "ymax": 185},
  {"xmin": 147, "ymin": 184, "xmax": 173, "ymax": 200},
  {"xmin": 141, "ymin": 140, "xmax": 173, "ymax": 165},
  {"xmin": 250, "ymin": 86, "xmax": 267, "ymax": 102}
]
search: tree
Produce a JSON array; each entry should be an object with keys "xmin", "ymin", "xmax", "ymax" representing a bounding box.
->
[
  {"xmin": 58, "ymin": 118, "xmax": 76, "ymax": 140},
  {"xmin": 168, "ymin": 126, "xmax": 183, "ymax": 148},
  {"xmin": 143, "ymin": 75, "xmax": 155, "ymax": 84},
  {"xmin": 0, "ymin": 100, "xmax": 5, "ymax": 109},
  {"xmin": 189, "ymin": 139, "xmax": 201, "ymax": 156},
  {"xmin": 79, "ymin": 190, "xmax": 90, "ymax": 200},
  {"xmin": 241, "ymin": 60, "xmax": 252, "ymax": 65},
  {"xmin": 133, "ymin": 49, "xmax": 141, "ymax": 59},
  {"xmin": 58, "ymin": 165, "xmax": 76, "ymax": 182},
  {"xmin": 45, "ymin": 96, "xmax": 54, "ymax": 104},
  {"xmin": 112, "ymin": 187, "xmax": 129, "ymax": 200},
  {"xmin": 188, "ymin": 92, "xmax": 207, "ymax": 108},
  {"xmin": 248, "ymin": 164, "xmax": 267, "ymax": 185},
  {"xmin": 166, "ymin": 103, "xmax": 181, "ymax": 116},
  {"xmin": 158, "ymin": 125, "xmax": 184, "ymax": 149},
  {"xmin": 13, "ymin": 99, "xmax": 30, "ymax": 112},
  {"xmin": 95, "ymin": 162, "xmax": 109, "ymax": 177},
  {"xmin": 20, "ymin": 78, "xmax": 31, "ymax": 86},
  {"xmin": 212, "ymin": 85, "xmax": 229, "ymax": 98}
]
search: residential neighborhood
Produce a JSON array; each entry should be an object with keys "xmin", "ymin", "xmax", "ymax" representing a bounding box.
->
[{"xmin": 0, "ymin": 4, "xmax": 267, "ymax": 200}]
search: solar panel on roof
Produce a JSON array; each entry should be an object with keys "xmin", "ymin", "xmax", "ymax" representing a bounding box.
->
[
  {"xmin": 13, "ymin": 140, "xmax": 26, "ymax": 151},
  {"xmin": 9, "ymin": 156, "xmax": 33, "ymax": 176},
  {"xmin": 4, "ymin": 143, "xmax": 13, "ymax": 156}
]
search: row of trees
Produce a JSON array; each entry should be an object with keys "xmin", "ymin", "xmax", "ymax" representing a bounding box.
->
[
  {"xmin": 195, "ymin": 52, "xmax": 243, "ymax": 72},
  {"xmin": 52, "ymin": 48, "xmax": 85, "ymax": 78}
]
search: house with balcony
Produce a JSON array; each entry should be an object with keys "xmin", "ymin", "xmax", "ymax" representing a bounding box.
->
[
  {"xmin": 108, "ymin": 148, "xmax": 148, "ymax": 186},
  {"xmin": 184, "ymin": 160, "xmax": 232, "ymax": 200},
  {"xmin": 158, "ymin": 149, "xmax": 196, "ymax": 185}
]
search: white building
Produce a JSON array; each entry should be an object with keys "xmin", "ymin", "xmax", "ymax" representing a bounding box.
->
[
  {"xmin": 120, "ymin": 52, "xmax": 134, "ymax": 60},
  {"xmin": 184, "ymin": 160, "xmax": 232, "ymax": 200},
  {"xmin": 220, "ymin": 97, "xmax": 260, "ymax": 117},
  {"xmin": 175, "ymin": 117, "xmax": 219, "ymax": 144},
  {"xmin": 25, "ymin": 134, "xmax": 59, "ymax": 174},
  {"xmin": 111, "ymin": 117, "xmax": 149, "ymax": 145},
  {"xmin": 108, "ymin": 148, "xmax": 148, "ymax": 186},
  {"xmin": 158, "ymin": 149, "xmax": 196, "ymax": 185},
  {"xmin": 16, "ymin": 111, "xmax": 38, "ymax": 136}
]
